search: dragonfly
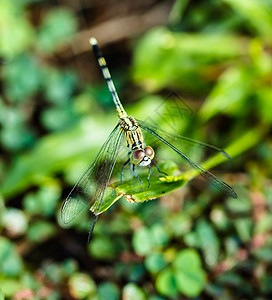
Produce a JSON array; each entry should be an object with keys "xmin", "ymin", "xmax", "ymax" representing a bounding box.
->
[{"xmin": 61, "ymin": 37, "xmax": 237, "ymax": 242}]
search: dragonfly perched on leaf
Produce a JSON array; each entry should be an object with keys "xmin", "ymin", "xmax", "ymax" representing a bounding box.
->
[{"xmin": 61, "ymin": 38, "xmax": 237, "ymax": 242}]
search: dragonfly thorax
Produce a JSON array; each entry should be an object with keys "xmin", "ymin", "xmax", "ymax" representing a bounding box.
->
[
  {"xmin": 119, "ymin": 116, "xmax": 139, "ymax": 131},
  {"xmin": 120, "ymin": 116, "xmax": 145, "ymax": 151}
]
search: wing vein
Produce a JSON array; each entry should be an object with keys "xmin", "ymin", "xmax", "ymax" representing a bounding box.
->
[
  {"xmin": 61, "ymin": 123, "xmax": 123, "ymax": 224},
  {"xmin": 138, "ymin": 120, "xmax": 237, "ymax": 199}
]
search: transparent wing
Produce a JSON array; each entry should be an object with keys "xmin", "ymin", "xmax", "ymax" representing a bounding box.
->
[
  {"xmin": 137, "ymin": 119, "xmax": 230, "ymax": 164},
  {"xmin": 61, "ymin": 123, "xmax": 123, "ymax": 229},
  {"xmin": 137, "ymin": 119, "xmax": 237, "ymax": 199}
]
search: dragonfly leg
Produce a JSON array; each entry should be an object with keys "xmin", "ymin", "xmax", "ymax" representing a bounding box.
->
[
  {"xmin": 131, "ymin": 164, "xmax": 144, "ymax": 191},
  {"xmin": 150, "ymin": 167, "xmax": 160, "ymax": 177},
  {"xmin": 87, "ymin": 213, "xmax": 98, "ymax": 243},
  {"xmin": 147, "ymin": 165, "xmax": 151, "ymax": 188},
  {"xmin": 152, "ymin": 160, "xmax": 168, "ymax": 176},
  {"xmin": 116, "ymin": 158, "xmax": 130, "ymax": 187}
]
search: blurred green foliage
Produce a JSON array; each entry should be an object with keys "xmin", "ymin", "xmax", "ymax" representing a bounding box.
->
[{"xmin": 1, "ymin": 0, "xmax": 272, "ymax": 299}]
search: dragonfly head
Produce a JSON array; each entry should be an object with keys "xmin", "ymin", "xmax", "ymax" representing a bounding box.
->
[{"xmin": 130, "ymin": 146, "xmax": 155, "ymax": 166}]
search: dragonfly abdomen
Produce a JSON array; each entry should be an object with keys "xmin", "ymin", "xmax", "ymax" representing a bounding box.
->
[{"xmin": 89, "ymin": 38, "xmax": 127, "ymax": 119}]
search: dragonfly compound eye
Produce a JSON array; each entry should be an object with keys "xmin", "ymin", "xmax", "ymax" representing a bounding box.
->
[
  {"xmin": 144, "ymin": 146, "xmax": 155, "ymax": 159},
  {"xmin": 131, "ymin": 150, "xmax": 145, "ymax": 164}
]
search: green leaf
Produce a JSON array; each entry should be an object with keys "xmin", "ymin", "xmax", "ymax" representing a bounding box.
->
[
  {"xmin": 1, "ymin": 208, "xmax": 28, "ymax": 236},
  {"xmin": 254, "ymin": 247, "xmax": 272, "ymax": 263},
  {"xmin": 199, "ymin": 67, "xmax": 252, "ymax": 121},
  {"xmin": 175, "ymin": 268, "xmax": 206, "ymax": 297},
  {"xmin": 23, "ymin": 183, "xmax": 61, "ymax": 217},
  {"xmin": 145, "ymin": 253, "xmax": 167, "ymax": 274},
  {"xmin": 42, "ymin": 262, "xmax": 64, "ymax": 284},
  {"xmin": 173, "ymin": 249, "xmax": 206, "ymax": 297},
  {"xmin": 169, "ymin": 0, "xmax": 190, "ymax": 24},
  {"xmin": 233, "ymin": 218, "xmax": 252, "ymax": 242},
  {"xmin": 167, "ymin": 213, "xmax": 192, "ymax": 237},
  {"xmin": 150, "ymin": 223, "xmax": 170, "ymax": 246},
  {"xmin": 61, "ymin": 260, "xmax": 78, "ymax": 276},
  {"xmin": 184, "ymin": 232, "xmax": 200, "ymax": 248},
  {"xmin": 218, "ymin": 272, "xmax": 244, "ymax": 287},
  {"xmin": 41, "ymin": 107, "xmax": 75, "ymax": 131},
  {"xmin": 94, "ymin": 187, "xmax": 123, "ymax": 214},
  {"xmin": 37, "ymin": 8, "xmax": 77, "ymax": 53},
  {"xmin": 89, "ymin": 236, "xmax": 117, "ymax": 259},
  {"xmin": 0, "ymin": 0, "xmax": 34, "ymax": 58},
  {"xmin": 0, "ymin": 116, "xmax": 114, "ymax": 197},
  {"xmin": 254, "ymin": 214, "xmax": 272, "ymax": 235},
  {"xmin": 122, "ymin": 283, "xmax": 146, "ymax": 300},
  {"xmin": 114, "ymin": 175, "xmax": 186, "ymax": 204},
  {"xmin": 0, "ymin": 122, "xmax": 35, "ymax": 152},
  {"xmin": 173, "ymin": 249, "xmax": 203, "ymax": 270},
  {"xmin": 132, "ymin": 27, "xmax": 246, "ymax": 92},
  {"xmin": 226, "ymin": 196, "xmax": 251, "ymax": 214},
  {"xmin": 0, "ymin": 102, "xmax": 35, "ymax": 152},
  {"xmin": 127, "ymin": 264, "xmax": 146, "ymax": 282},
  {"xmin": 98, "ymin": 282, "xmax": 120, "ymax": 300},
  {"xmin": 148, "ymin": 297, "xmax": 164, "ymax": 300},
  {"xmin": 222, "ymin": 126, "xmax": 268, "ymax": 163},
  {"xmin": 68, "ymin": 273, "xmax": 96, "ymax": 299},
  {"xmin": 0, "ymin": 237, "xmax": 23, "ymax": 277},
  {"xmin": 210, "ymin": 206, "xmax": 230, "ymax": 231},
  {"xmin": 27, "ymin": 221, "xmax": 56, "ymax": 242},
  {"xmin": 155, "ymin": 268, "xmax": 178, "ymax": 298},
  {"xmin": 133, "ymin": 227, "xmax": 154, "ymax": 256},
  {"xmin": 256, "ymin": 87, "xmax": 272, "ymax": 123},
  {"xmin": 0, "ymin": 288, "xmax": 4, "ymax": 300},
  {"xmin": 223, "ymin": 0, "xmax": 272, "ymax": 39},
  {"xmin": 20, "ymin": 272, "xmax": 39, "ymax": 291},
  {"xmin": 98, "ymin": 161, "xmax": 185, "ymax": 212},
  {"xmin": 42, "ymin": 69, "xmax": 77, "ymax": 105},
  {"xmin": 0, "ymin": 279, "xmax": 21, "ymax": 298},
  {"xmin": 2, "ymin": 54, "xmax": 42, "ymax": 102},
  {"xmin": 196, "ymin": 219, "xmax": 220, "ymax": 267},
  {"xmin": 225, "ymin": 237, "xmax": 239, "ymax": 257}
]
